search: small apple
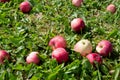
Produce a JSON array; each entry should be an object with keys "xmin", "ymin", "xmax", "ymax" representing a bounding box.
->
[
  {"xmin": 26, "ymin": 52, "xmax": 40, "ymax": 64},
  {"xmin": 71, "ymin": 18, "xmax": 85, "ymax": 32},
  {"xmin": 0, "ymin": 50, "xmax": 10, "ymax": 64},
  {"xmin": 96, "ymin": 40, "xmax": 113, "ymax": 56},
  {"xmin": 19, "ymin": 1, "xmax": 32, "ymax": 13},
  {"xmin": 74, "ymin": 39, "xmax": 92, "ymax": 56},
  {"xmin": 52, "ymin": 48, "xmax": 68, "ymax": 63},
  {"xmin": 49, "ymin": 36, "xmax": 66, "ymax": 50},
  {"xmin": 0, "ymin": 0, "xmax": 9, "ymax": 3},
  {"xmin": 106, "ymin": 4, "xmax": 116, "ymax": 13},
  {"xmin": 72, "ymin": 0, "xmax": 83, "ymax": 7},
  {"xmin": 86, "ymin": 53, "xmax": 102, "ymax": 65}
]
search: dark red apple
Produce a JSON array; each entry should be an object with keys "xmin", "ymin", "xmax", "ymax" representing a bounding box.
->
[
  {"xmin": 72, "ymin": 0, "xmax": 83, "ymax": 7},
  {"xmin": 0, "ymin": 50, "xmax": 10, "ymax": 64},
  {"xmin": 19, "ymin": 1, "xmax": 32, "ymax": 13},
  {"xmin": 71, "ymin": 18, "xmax": 85, "ymax": 32},
  {"xmin": 0, "ymin": 0, "xmax": 9, "ymax": 3},
  {"xmin": 49, "ymin": 36, "xmax": 66, "ymax": 50},
  {"xmin": 86, "ymin": 53, "xmax": 102, "ymax": 65},
  {"xmin": 26, "ymin": 52, "xmax": 40, "ymax": 64},
  {"xmin": 52, "ymin": 48, "xmax": 69, "ymax": 63},
  {"xmin": 106, "ymin": 4, "xmax": 116, "ymax": 13},
  {"xmin": 96, "ymin": 40, "xmax": 113, "ymax": 56}
]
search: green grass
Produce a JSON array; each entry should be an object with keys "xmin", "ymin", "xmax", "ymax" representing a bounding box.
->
[{"xmin": 0, "ymin": 0, "xmax": 120, "ymax": 80}]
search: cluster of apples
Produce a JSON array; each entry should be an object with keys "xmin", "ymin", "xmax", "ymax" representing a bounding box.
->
[
  {"xmin": 1, "ymin": 0, "xmax": 116, "ymax": 14},
  {"xmin": 0, "ymin": 0, "xmax": 115, "ymax": 65},
  {"xmin": 74, "ymin": 39, "xmax": 113, "ymax": 65}
]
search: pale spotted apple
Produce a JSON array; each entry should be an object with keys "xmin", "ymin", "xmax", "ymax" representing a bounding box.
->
[{"xmin": 74, "ymin": 39, "xmax": 92, "ymax": 56}]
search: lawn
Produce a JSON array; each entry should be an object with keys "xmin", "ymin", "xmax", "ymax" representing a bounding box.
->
[{"xmin": 0, "ymin": 0, "xmax": 120, "ymax": 80}]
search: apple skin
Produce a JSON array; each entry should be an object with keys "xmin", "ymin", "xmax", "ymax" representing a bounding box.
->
[
  {"xmin": 96, "ymin": 40, "xmax": 113, "ymax": 57},
  {"xmin": 49, "ymin": 36, "xmax": 66, "ymax": 50},
  {"xmin": 26, "ymin": 52, "xmax": 40, "ymax": 64},
  {"xmin": 74, "ymin": 39, "xmax": 92, "ymax": 56},
  {"xmin": 52, "ymin": 48, "xmax": 69, "ymax": 63},
  {"xmin": 0, "ymin": 0, "xmax": 9, "ymax": 3},
  {"xmin": 19, "ymin": 1, "xmax": 32, "ymax": 13},
  {"xmin": 72, "ymin": 0, "xmax": 83, "ymax": 7},
  {"xmin": 86, "ymin": 53, "xmax": 102, "ymax": 65},
  {"xmin": 106, "ymin": 4, "xmax": 116, "ymax": 13},
  {"xmin": 0, "ymin": 50, "xmax": 10, "ymax": 64},
  {"xmin": 71, "ymin": 18, "xmax": 85, "ymax": 32}
]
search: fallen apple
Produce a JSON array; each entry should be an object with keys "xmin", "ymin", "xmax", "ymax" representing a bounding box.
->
[
  {"xmin": 49, "ymin": 36, "xmax": 66, "ymax": 50},
  {"xmin": 0, "ymin": 50, "xmax": 10, "ymax": 64},
  {"xmin": 74, "ymin": 39, "xmax": 92, "ymax": 56},
  {"xmin": 52, "ymin": 48, "xmax": 69, "ymax": 63},
  {"xmin": 106, "ymin": 4, "xmax": 116, "ymax": 13},
  {"xmin": 26, "ymin": 52, "xmax": 40, "ymax": 64},
  {"xmin": 71, "ymin": 18, "xmax": 85, "ymax": 32},
  {"xmin": 0, "ymin": 0, "xmax": 9, "ymax": 3},
  {"xmin": 96, "ymin": 40, "xmax": 113, "ymax": 56},
  {"xmin": 86, "ymin": 53, "xmax": 102, "ymax": 65},
  {"xmin": 19, "ymin": 1, "xmax": 32, "ymax": 13},
  {"xmin": 72, "ymin": 0, "xmax": 83, "ymax": 7}
]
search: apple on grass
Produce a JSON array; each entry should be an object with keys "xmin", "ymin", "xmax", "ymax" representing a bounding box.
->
[
  {"xmin": 96, "ymin": 40, "xmax": 113, "ymax": 57},
  {"xmin": 49, "ymin": 36, "xmax": 66, "ymax": 50},
  {"xmin": 72, "ymin": 0, "xmax": 83, "ymax": 7},
  {"xmin": 74, "ymin": 39, "xmax": 92, "ymax": 56},
  {"xmin": 0, "ymin": 0, "xmax": 9, "ymax": 3},
  {"xmin": 0, "ymin": 50, "xmax": 10, "ymax": 64},
  {"xmin": 86, "ymin": 53, "xmax": 102, "ymax": 65},
  {"xmin": 106, "ymin": 4, "xmax": 116, "ymax": 13},
  {"xmin": 71, "ymin": 18, "xmax": 85, "ymax": 32},
  {"xmin": 52, "ymin": 48, "xmax": 69, "ymax": 64},
  {"xmin": 20, "ymin": 1, "xmax": 32, "ymax": 13},
  {"xmin": 26, "ymin": 52, "xmax": 40, "ymax": 65}
]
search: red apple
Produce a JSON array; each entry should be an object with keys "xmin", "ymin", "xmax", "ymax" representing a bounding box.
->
[
  {"xmin": 74, "ymin": 39, "xmax": 92, "ymax": 56},
  {"xmin": 106, "ymin": 4, "xmax": 116, "ymax": 13},
  {"xmin": 26, "ymin": 52, "xmax": 40, "ymax": 64},
  {"xmin": 19, "ymin": 1, "xmax": 32, "ymax": 13},
  {"xmin": 49, "ymin": 36, "xmax": 66, "ymax": 50},
  {"xmin": 0, "ymin": 50, "xmax": 10, "ymax": 64},
  {"xmin": 71, "ymin": 18, "xmax": 85, "ymax": 32},
  {"xmin": 0, "ymin": 0, "xmax": 9, "ymax": 3},
  {"xmin": 72, "ymin": 0, "xmax": 83, "ymax": 7},
  {"xmin": 86, "ymin": 53, "xmax": 102, "ymax": 65},
  {"xmin": 96, "ymin": 40, "xmax": 113, "ymax": 57},
  {"xmin": 52, "ymin": 48, "xmax": 69, "ymax": 63}
]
